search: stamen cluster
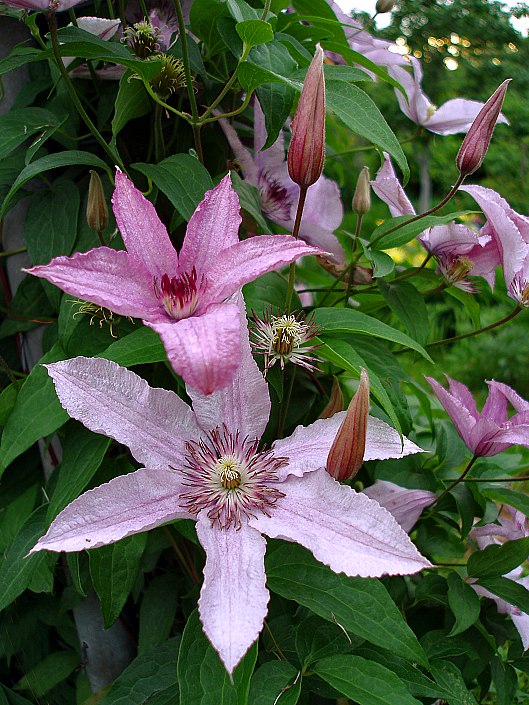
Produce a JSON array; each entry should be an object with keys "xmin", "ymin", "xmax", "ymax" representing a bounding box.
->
[
  {"xmin": 179, "ymin": 426, "xmax": 286, "ymax": 529},
  {"xmin": 258, "ymin": 172, "xmax": 294, "ymax": 222},
  {"xmin": 153, "ymin": 268, "xmax": 207, "ymax": 320},
  {"xmin": 251, "ymin": 309, "xmax": 321, "ymax": 373},
  {"xmin": 438, "ymin": 254, "xmax": 475, "ymax": 292},
  {"xmin": 510, "ymin": 275, "xmax": 529, "ymax": 307}
]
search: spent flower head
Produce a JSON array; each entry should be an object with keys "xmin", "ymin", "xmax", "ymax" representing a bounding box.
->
[
  {"xmin": 149, "ymin": 54, "xmax": 186, "ymax": 98},
  {"xmin": 123, "ymin": 19, "xmax": 161, "ymax": 58},
  {"xmin": 250, "ymin": 308, "xmax": 321, "ymax": 373}
]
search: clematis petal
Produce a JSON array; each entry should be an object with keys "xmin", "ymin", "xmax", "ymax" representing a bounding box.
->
[
  {"xmin": 363, "ymin": 480, "xmax": 436, "ymax": 533},
  {"xmin": 371, "ymin": 155, "xmax": 415, "ymax": 217},
  {"xmin": 482, "ymin": 382, "xmax": 508, "ymax": 424},
  {"xmin": 425, "ymin": 98, "xmax": 508, "ymax": 136},
  {"xmin": 196, "ymin": 516, "xmax": 269, "ymax": 674},
  {"xmin": 272, "ymin": 413, "xmax": 423, "ymax": 481},
  {"xmin": 112, "ymin": 170, "xmax": 179, "ymax": 278},
  {"xmin": 179, "ymin": 175, "xmax": 241, "ymax": 276},
  {"xmin": 148, "ymin": 302, "xmax": 241, "ymax": 395},
  {"xmin": 31, "ymin": 467, "xmax": 192, "ymax": 553},
  {"xmin": 205, "ymin": 235, "xmax": 323, "ymax": 302},
  {"xmin": 487, "ymin": 380, "xmax": 529, "ymax": 413},
  {"xmin": 250, "ymin": 469, "xmax": 431, "ymax": 577},
  {"xmin": 46, "ymin": 357, "xmax": 200, "ymax": 468},
  {"xmin": 446, "ymin": 375, "xmax": 480, "ymax": 419},
  {"xmin": 426, "ymin": 376, "xmax": 477, "ymax": 448},
  {"xmin": 188, "ymin": 296, "xmax": 270, "ymax": 439},
  {"xmin": 26, "ymin": 248, "xmax": 160, "ymax": 319},
  {"xmin": 253, "ymin": 99, "xmax": 286, "ymax": 173}
]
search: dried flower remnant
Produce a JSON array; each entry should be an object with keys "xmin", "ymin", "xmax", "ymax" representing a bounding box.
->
[
  {"xmin": 250, "ymin": 309, "xmax": 321, "ymax": 373},
  {"xmin": 456, "ymin": 79, "xmax": 511, "ymax": 176},
  {"xmin": 149, "ymin": 54, "xmax": 186, "ymax": 98},
  {"xmin": 123, "ymin": 20, "xmax": 161, "ymax": 58},
  {"xmin": 31, "ymin": 317, "xmax": 429, "ymax": 674}
]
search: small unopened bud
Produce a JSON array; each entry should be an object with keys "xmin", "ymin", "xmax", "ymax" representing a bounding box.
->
[
  {"xmin": 288, "ymin": 45, "xmax": 325, "ymax": 188},
  {"xmin": 352, "ymin": 166, "xmax": 371, "ymax": 215},
  {"xmin": 326, "ymin": 369, "xmax": 369, "ymax": 482},
  {"xmin": 456, "ymin": 79, "xmax": 510, "ymax": 177},
  {"xmin": 319, "ymin": 378, "xmax": 344, "ymax": 419},
  {"xmin": 375, "ymin": 0, "xmax": 395, "ymax": 13},
  {"xmin": 87, "ymin": 171, "xmax": 108, "ymax": 233}
]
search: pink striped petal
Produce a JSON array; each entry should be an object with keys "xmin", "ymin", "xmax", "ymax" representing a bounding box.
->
[
  {"xmin": 148, "ymin": 302, "xmax": 241, "ymax": 395},
  {"xmin": 188, "ymin": 296, "xmax": 270, "ymax": 439},
  {"xmin": 112, "ymin": 170, "xmax": 179, "ymax": 279},
  {"xmin": 31, "ymin": 467, "xmax": 192, "ymax": 553},
  {"xmin": 426, "ymin": 376, "xmax": 477, "ymax": 449},
  {"xmin": 250, "ymin": 469, "xmax": 432, "ymax": 577},
  {"xmin": 488, "ymin": 380, "xmax": 529, "ymax": 413},
  {"xmin": 371, "ymin": 155, "xmax": 415, "ymax": 218},
  {"xmin": 272, "ymin": 414, "xmax": 423, "ymax": 481},
  {"xmin": 205, "ymin": 235, "xmax": 323, "ymax": 302},
  {"xmin": 46, "ymin": 357, "xmax": 200, "ymax": 469},
  {"xmin": 196, "ymin": 517, "xmax": 268, "ymax": 674},
  {"xmin": 179, "ymin": 175, "xmax": 241, "ymax": 276},
  {"xmin": 26, "ymin": 248, "xmax": 159, "ymax": 319},
  {"xmin": 363, "ymin": 480, "xmax": 436, "ymax": 533}
]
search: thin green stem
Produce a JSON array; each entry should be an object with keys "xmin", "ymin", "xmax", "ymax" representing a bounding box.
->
[
  {"xmin": 260, "ymin": 0, "xmax": 271, "ymax": 20},
  {"xmin": 427, "ymin": 305, "xmax": 522, "ymax": 349},
  {"xmin": 199, "ymin": 91, "xmax": 253, "ymax": 125},
  {"xmin": 284, "ymin": 186, "xmax": 308, "ymax": 314},
  {"xmin": 139, "ymin": 0, "xmax": 148, "ymax": 17},
  {"xmin": 153, "ymin": 103, "xmax": 166, "ymax": 162},
  {"xmin": 432, "ymin": 455, "xmax": 478, "ymax": 508},
  {"xmin": 0, "ymin": 247, "xmax": 26, "ymax": 258},
  {"xmin": 317, "ymin": 262, "xmax": 356, "ymax": 307},
  {"xmin": 142, "ymin": 80, "xmax": 189, "ymax": 120},
  {"xmin": 161, "ymin": 526, "xmax": 199, "ymax": 584},
  {"xmin": 345, "ymin": 214, "xmax": 363, "ymax": 305},
  {"xmin": 200, "ymin": 45, "xmax": 250, "ymax": 122},
  {"xmin": 277, "ymin": 366, "xmax": 297, "ymax": 439},
  {"xmin": 370, "ymin": 175, "xmax": 465, "ymax": 248},
  {"xmin": 462, "ymin": 476, "xmax": 529, "ymax": 482},
  {"xmin": 47, "ymin": 11, "xmax": 125, "ymax": 170}
]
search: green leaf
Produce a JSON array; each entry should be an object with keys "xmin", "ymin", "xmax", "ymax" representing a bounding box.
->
[
  {"xmin": 491, "ymin": 656, "xmax": 518, "ymax": 705},
  {"xmin": 112, "ymin": 70, "xmax": 151, "ymax": 140},
  {"xmin": 0, "ymin": 506, "xmax": 50, "ymax": 612},
  {"xmin": 0, "ymin": 276, "xmax": 55, "ymax": 339},
  {"xmin": 132, "ymin": 154, "xmax": 214, "ymax": 221},
  {"xmin": 0, "ymin": 108, "xmax": 60, "ymax": 161},
  {"xmin": 177, "ymin": 609, "xmax": 258, "ymax": 705},
  {"xmin": 99, "ymin": 637, "xmax": 180, "ymax": 705},
  {"xmin": 446, "ymin": 572, "xmax": 480, "ymax": 636},
  {"xmin": 0, "ymin": 383, "xmax": 18, "ymax": 427},
  {"xmin": 102, "ymin": 326, "xmax": 166, "ymax": 366},
  {"xmin": 363, "ymin": 248, "xmax": 394, "ymax": 278},
  {"xmin": 266, "ymin": 543, "xmax": 427, "ymax": 666},
  {"xmin": 190, "ymin": 0, "xmax": 230, "ymax": 56},
  {"xmin": 481, "ymin": 486, "xmax": 529, "ymax": 517},
  {"xmin": 14, "ymin": 651, "xmax": 80, "ymax": 697},
  {"xmin": 90, "ymin": 533, "xmax": 148, "ymax": 628},
  {"xmin": 47, "ymin": 423, "xmax": 110, "ymax": 521},
  {"xmin": 243, "ymin": 271, "xmax": 299, "ymax": 317},
  {"xmin": 378, "ymin": 280, "xmax": 429, "ymax": 346},
  {"xmin": 326, "ymin": 81, "xmax": 408, "ymax": 183},
  {"xmin": 227, "ymin": 0, "xmax": 259, "ymax": 21},
  {"xmin": 429, "ymin": 660, "xmax": 478, "ymax": 705},
  {"xmin": 0, "ymin": 343, "xmax": 68, "ymax": 476},
  {"xmin": 477, "ymin": 575, "xmax": 529, "ymax": 614},
  {"xmin": 313, "ymin": 655, "xmax": 422, "ymax": 705},
  {"xmin": 313, "ymin": 307, "xmax": 433, "ymax": 361},
  {"xmin": 236, "ymin": 19, "xmax": 274, "ymax": 46},
  {"xmin": 248, "ymin": 662, "xmax": 300, "ymax": 705},
  {"xmin": 368, "ymin": 211, "xmax": 472, "ymax": 250},
  {"xmin": 316, "ymin": 338, "xmax": 402, "ymax": 434},
  {"xmin": 468, "ymin": 537, "xmax": 529, "ymax": 579},
  {"xmin": 138, "ymin": 574, "xmax": 179, "ymax": 654},
  {"xmin": 445, "ymin": 287, "xmax": 481, "ymax": 329},
  {"xmin": 295, "ymin": 615, "xmax": 356, "ymax": 667},
  {"xmin": 0, "ymin": 151, "xmax": 110, "ymax": 218}
]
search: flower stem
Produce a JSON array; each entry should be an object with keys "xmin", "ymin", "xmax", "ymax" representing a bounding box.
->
[
  {"xmin": 153, "ymin": 103, "xmax": 166, "ymax": 162},
  {"xmin": 284, "ymin": 186, "xmax": 308, "ymax": 314},
  {"xmin": 162, "ymin": 526, "xmax": 199, "ymax": 584},
  {"xmin": 369, "ymin": 175, "xmax": 465, "ymax": 248},
  {"xmin": 432, "ymin": 455, "xmax": 478, "ymax": 507},
  {"xmin": 47, "ymin": 11, "xmax": 125, "ymax": 171},
  {"xmin": 427, "ymin": 305, "xmax": 522, "ymax": 349},
  {"xmin": 199, "ymin": 44, "xmax": 251, "ymax": 122},
  {"xmin": 462, "ymin": 476, "xmax": 529, "ymax": 482},
  {"xmin": 277, "ymin": 366, "xmax": 297, "ymax": 439},
  {"xmin": 0, "ymin": 247, "xmax": 26, "ymax": 258}
]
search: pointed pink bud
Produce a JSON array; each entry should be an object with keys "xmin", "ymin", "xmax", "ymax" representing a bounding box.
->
[
  {"xmin": 326, "ymin": 369, "xmax": 370, "ymax": 482},
  {"xmin": 319, "ymin": 378, "xmax": 344, "ymax": 419},
  {"xmin": 352, "ymin": 166, "xmax": 371, "ymax": 215},
  {"xmin": 287, "ymin": 45, "xmax": 325, "ymax": 189},
  {"xmin": 456, "ymin": 79, "xmax": 510, "ymax": 176}
]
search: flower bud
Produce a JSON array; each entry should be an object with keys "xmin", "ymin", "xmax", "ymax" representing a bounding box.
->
[
  {"xmin": 319, "ymin": 378, "xmax": 344, "ymax": 419},
  {"xmin": 352, "ymin": 166, "xmax": 371, "ymax": 215},
  {"xmin": 288, "ymin": 44, "xmax": 325, "ymax": 188},
  {"xmin": 87, "ymin": 170, "xmax": 108, "ymax": 233},
  {"xmin": 326, "ymin": 369, "xmax": 369, "ymax": 482},
  {"xmin": 456, "ymin": 79, "xmax": 510, "ymax": 177},
  {"xmin": 375, "ymin": 0, "xmax": 395, "ymax": 13}
]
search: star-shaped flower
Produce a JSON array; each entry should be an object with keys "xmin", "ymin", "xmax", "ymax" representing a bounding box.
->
[
  {"xmin": 33, "ymin": 310, "xmax": 431, "ymax": 673},
  {"xmin": 26, "ymin": 173, "xmax": 322, "ymax": 394}
]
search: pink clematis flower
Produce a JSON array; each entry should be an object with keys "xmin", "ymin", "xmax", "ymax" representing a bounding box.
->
[
  {"xmin": 388, "ymin": 57, "xmax": 509, "ymax": 136},
  {"xmin": 460, "ymin": 185, "xmax": 529, "ymax": 307},
  {"xmin": 2, "ymin": 0, "xmax": 83, "ymax": 10},
  {"xmin": 32, "ymin": 317, "xmax": 431, "ymax": 674},
  {"xmin": 218, "ymin": 100, "xmax": 344, "ymax": 262},
  {"xmin": 371, "ymin": 156, "xmax": 500, "ymax": 289},
  {"xmin": 26, "ymin": 173, "xmax": 322, "ymax": 394},
  {"xmin": 470, "ymin": 507, "xmax": 529, "ymax": 650},
  {"xmin": 363, "ymin": 481, "xmax": 436, "ymax": 533},
  {"xmin": 426, "ymin": 376, "xmax": 529, "ymax": 458}
]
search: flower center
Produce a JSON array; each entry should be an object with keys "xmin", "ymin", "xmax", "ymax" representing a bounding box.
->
[
  {"xmin": 258, "ymin": 172, "xmax": 294, "ymax": 222},
  {"xmin": 251, "ymin": 310, "xmax": 321, "ymax": 373},
  {"xmin": 179, "ymin": 425, "xmax": 287, "ymax": 529},
  {"xmin": 154, "ymin": 267, "xmax": 207, "ymax": 320},
  {"xmin": 438, "ymin": 254, "xmax": 475, "ymax": 292},
  {"xmin": 510, "ymin": 275, "xmax": 529, "ymax": 307}
]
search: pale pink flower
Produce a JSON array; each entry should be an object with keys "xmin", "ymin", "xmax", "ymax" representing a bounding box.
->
[
  {"xmin": 3, "ymin": 0, "xmax": 82, "ymax": 10},
  {"xmin": 26, "ymin": 173, "xmax": 322, "ymax": 394},
  {"xmin": 363, "ymin": 481, "xmax": 436, "ymax": 533},
  {"xmin": 32, "ymin": 317, "xmax": 431, "ymax": 674},
  {"xmin": 64, "ymin": 17, "xmax": 124, "ymax": 81},
  {"xmin": 219, "ymin": 100, "xmax": 344, "ymax": 262}
]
